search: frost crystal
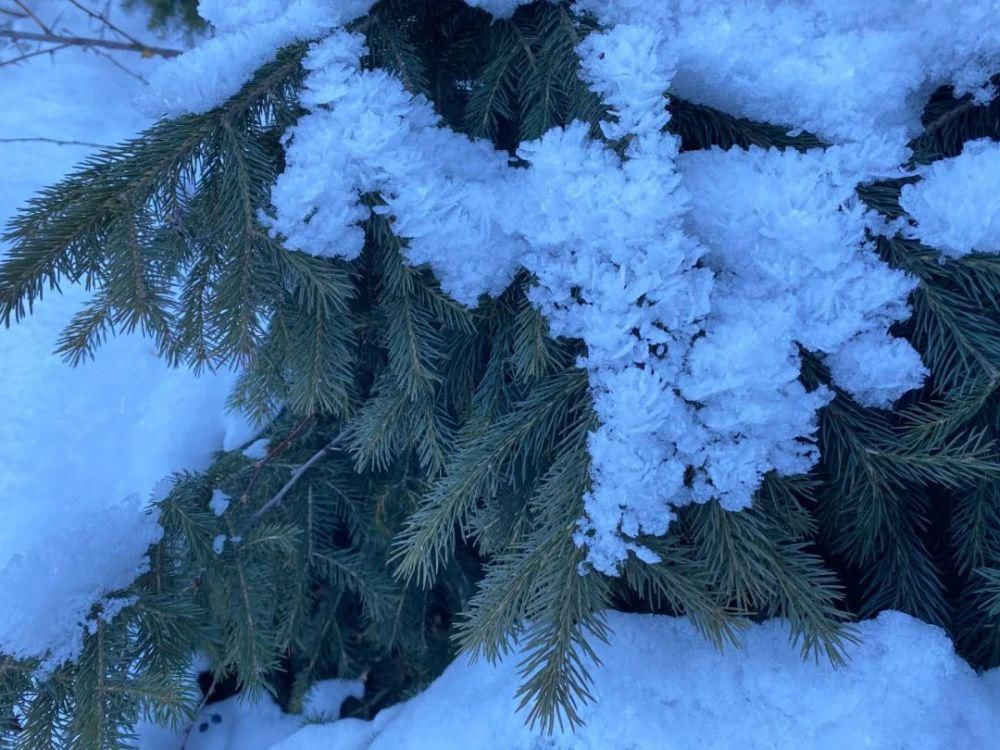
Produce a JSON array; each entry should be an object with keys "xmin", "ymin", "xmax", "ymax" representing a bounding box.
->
[
  {"xmin": 266, "ymin": 3, "xmax": 1000, "ymax": 573},
  {"xmin": 678, "ymin": 144, "xmax": 925, "ymax": 412},
  {"xmin": 574, "ymin": 0, "xmax": 1000, "ymax": 152},
  {"xmin": 513, "ymin": 26, "xmax": 713, "ymax": 571},
  {"xmin": 146, "ymin": 0, "xmax": 377, "ymax": 116},
  {"xmin": 899, "ymin": 139, "xmax": 1000, "ymax": 257},
  {"xmin": 271, "ymin": 30, "xmax": 524, "ymax": 305}
]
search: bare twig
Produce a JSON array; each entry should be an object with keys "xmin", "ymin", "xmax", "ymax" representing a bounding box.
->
[
  {"xmin": 0, "ymin": 7, "xmax": 29, "ymax": 20},
  {"xmin": 87, "ymin": 43, "xmax": 149, "ymax": 83},
  {"xmin": 250, "ymin": 434, "xmax": 347, "ymax": 523},
  {"xmin": 0, "ymin": 28, "xmax": 183, "ymax": 57},
  {"xmin": 238, "ymin": 415, "xmax": 316, "ymax": 505},
  {"xmin": 0, "ymin": 42, "xmax": 70, "ymax": 66},
  {"xmin": 0, "ymin": 136, "xmax": 110, "ymax": 148},
  {"xmin": 12, "ymin": 0, "xmax": 50, "ymax": 33},
  {"xmin": 66, "ymin": 0, "xmax": 146, "ymax": 48}
]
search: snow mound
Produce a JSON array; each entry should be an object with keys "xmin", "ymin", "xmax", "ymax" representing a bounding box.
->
[
  {"xmin": 137, "ymin": 678, "xmax": 364, "ymax": 750},
  {"xmin": 273, "ymin": 611, "xmax": 1000, "ymax": 750}
]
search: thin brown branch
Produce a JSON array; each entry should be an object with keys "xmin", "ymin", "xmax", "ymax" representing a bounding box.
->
[
  {"xmin": 250, "ymin": 434, "xmax": 346, "ymax": 523},
  {"xmin": 0, "ymin": 7, "xmax": 29, "ymax": 20},
  {"xmin": 0, "ymin": 28, "xmax": 183, "ymax": 58},
  {"xmin": 12, "ymin": 0, "xmax": 50, "ymax": 33},
  {"xmin": 86, "ymin": 43, "xmax": 149, "ymax": 83},
  {"xmin": 0, "ymin": 42, "xmax": 70, "ymax": 66},
  {"xmin": 0, "ymin": 136, "xmax": 110, "ymax": 148},
  {"xmin": 66, "ymin": 0, "xmax": 145, "ymax": 48},
  {"xmin": 237, "ymin": 415, "xmax": 316, "ymax": 505}
]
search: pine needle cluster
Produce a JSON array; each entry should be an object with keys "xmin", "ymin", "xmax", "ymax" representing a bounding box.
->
[{"xmin": 2, "ymin": 2, "xmax": 1000, "ymax": 747}]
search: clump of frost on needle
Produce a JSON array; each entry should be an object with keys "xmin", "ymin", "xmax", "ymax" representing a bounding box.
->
[
  {"xmin": 899, "ymin": 138, "xmax": 1000, "ymax": 257},
  {"xmin": 267, "ymin": 0, "xmax": 1000, "ymax": 573},
  {"xmin": 574, "ymin": 0, "xmax": 1000, "ymax": 153},
  {"xmin": 145, "ymin": 0, "xmax": 376, "ymax": 116},
  {"xmin": 270, "ymin": 30, "xmax": 525, "ymax": 304}
]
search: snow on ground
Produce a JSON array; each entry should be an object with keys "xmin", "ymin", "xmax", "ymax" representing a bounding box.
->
[
  {"xmin": 140, "ymin": 611, "xmax": 1000, "ymax": 750},
  {"xmin": 137, "ymin": 678, "xmax": 364, "ymax": 750},
  {"xmin": 0, "ymin": 1, "xmax": 252, "ymax": 667}
]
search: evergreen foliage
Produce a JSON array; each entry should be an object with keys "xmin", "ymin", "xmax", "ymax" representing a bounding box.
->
[
  {"xmin": 2, "ymin": 2, "xmax": 1000, "ymax": 747},
  {"xmin": 126, "ymin": 0, "xmax": 204, "ymax": 31}
]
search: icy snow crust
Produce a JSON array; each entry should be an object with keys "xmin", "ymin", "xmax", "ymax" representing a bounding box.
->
[
  {"xmin": 143, "ymin": 0, "xmax": 1000, "ymax": 573},
  {"xmin": 264, "ymin": 612, "xmax": 999, "ymax": 750}
]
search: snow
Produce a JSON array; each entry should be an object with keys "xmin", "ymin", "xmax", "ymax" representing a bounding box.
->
[
  {"xmin": 0, "ymin": 2, "xmax": 996, "ymax": 746},
  {"xmin": 137, "ymin": 678, "xmax": 364, "ymax": 750},
  {"xmin": 270, "ymin": 29, "xmax": 525, "ymax": 306},
  {"xmin": 899, "ymin": 138, "xmax": 1000, "ymax": 257},
  {"xmin": 242, "ymin": 438, "xmax": 272, "ymax": 460},
  {"xmin": 575, "ymin": 0, "xmax": 1000, "ymax": 153},
  {"xmin": 144, "ymin": 0, "xmax": 376, "ymax": 116},
  {"xmin": 141, "ymin": 0, "xmax": 1000, "ymax": 574},
  {"xmin": 0, "ymin": 1, "xmax": 252, "ymax": 668},
  {"xmin": 826, "ymin": 331, "xmax": 930, "ymax": 409},
  {"xmin": 151, "ymin": 611, "xmax": 996, "ymax": 750},
  {"xmin": 212, "ymin": 534, "xmax": 228, "ymax": 555},
  {"xmin": 463, "ymin": 0, "xmax": 536, "ymax": 18},
  {"xmin": 210, "ymin": 489, "xmax": 232, "ymax": 516},
  {"xmin": 677, "ymin": 144, "xmax": 927, "ymax": 412},
  {"xmin": 269, "ymin": 9, "xmax": 955, "ymax": 572}
]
